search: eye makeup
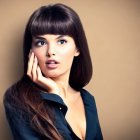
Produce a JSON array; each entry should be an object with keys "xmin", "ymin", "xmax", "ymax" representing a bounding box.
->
[{"xmin": 32, "ymin": 37, "xmax": 47, "ymax": 47}]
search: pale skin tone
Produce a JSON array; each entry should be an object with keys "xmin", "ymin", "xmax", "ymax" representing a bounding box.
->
[{"xmin": 27, "ymin": 34, "xmax": 86, "ymax": 140}]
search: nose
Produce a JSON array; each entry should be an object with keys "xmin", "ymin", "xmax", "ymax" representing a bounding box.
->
[{"xmin": 46, "ymin": 44, "xmax": 56, "ymax": 57}]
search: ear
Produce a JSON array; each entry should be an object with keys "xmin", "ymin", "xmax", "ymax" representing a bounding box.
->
[{"xmin": 74, "ymin": 49, "xmax": 80, "ymax": 57}]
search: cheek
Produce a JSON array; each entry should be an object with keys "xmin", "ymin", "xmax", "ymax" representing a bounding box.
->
[
  {"xmin": 59, "ymin": 43, "xmax": 76, "ymax": 56},
  {"xmin": 60, "ymin": 49, "xmax": 76, "ymax": 64},
  {"xmin": 32, "ymin": 48, "xmax": 45, "ymax": 60}
]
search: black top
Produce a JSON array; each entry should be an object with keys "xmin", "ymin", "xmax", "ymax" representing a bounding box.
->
[{"xmin": 4, "ymin": 84, "xmax": 103, "ymax": 140}]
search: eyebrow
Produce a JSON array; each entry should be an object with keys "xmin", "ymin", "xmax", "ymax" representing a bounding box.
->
[
  {"xmin": 33, "ymin": 36, "xmax": 45, "ymax": 40},
  {"xmin": 33, "ymin": 35, "xmax": 66, "ymax": 40},
  {"xmin": 56, "ymin": 35, "xmax": 66, "ymax": 39}
]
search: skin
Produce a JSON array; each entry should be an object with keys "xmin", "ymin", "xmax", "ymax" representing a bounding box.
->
[{"xmin": 27, "ymin": 34, "xmax": 86, "ymax": 140}]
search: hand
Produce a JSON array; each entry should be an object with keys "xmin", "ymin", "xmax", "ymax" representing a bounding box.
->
[{"xmin": 27, "ymin": 51, "xmax": 60, "ymax": 95}]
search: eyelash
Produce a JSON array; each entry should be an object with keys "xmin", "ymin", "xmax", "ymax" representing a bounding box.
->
[
  {"xmin": 34, "ymin": 39, "xmax": 67, "ymax": 47},
  {"xmin": 35, "ymin": 40, "xmax": 47, "ymax": 47},
  {"xmin": 57, "ymin": 39, "xmax": 67, "ymax": 45}
]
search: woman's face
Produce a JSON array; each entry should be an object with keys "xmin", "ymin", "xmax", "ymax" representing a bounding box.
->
[{"xmin": 31, "ymin": 34, "xmax": 80, "ymax": 79}]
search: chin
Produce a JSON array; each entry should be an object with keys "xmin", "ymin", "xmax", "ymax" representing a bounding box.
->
[
  {"xmin": 44, "ymin": 72, "xmax": 60, "ymax": 78},
  {"xmin": 42, "ymin": 69, "xmax": 69, "ymax": 79}
]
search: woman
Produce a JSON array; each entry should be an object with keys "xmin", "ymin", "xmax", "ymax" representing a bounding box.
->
[{"xmin": 4, "ymin": 3, "xmax": 103, "ymax": 140}]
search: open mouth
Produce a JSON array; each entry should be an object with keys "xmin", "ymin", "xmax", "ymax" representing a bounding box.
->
[
  {"xmin": 46, "ymin": 60, "xmax": 59, "ymax": 69},
  {"xmin": 46, "ymin": 60, "xmax": 58, "ymax": 64}
]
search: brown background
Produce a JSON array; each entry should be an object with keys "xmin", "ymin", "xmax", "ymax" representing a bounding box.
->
[{"xmin": 0, "ymin": 0, "xmax": 140, "ymax": 140}]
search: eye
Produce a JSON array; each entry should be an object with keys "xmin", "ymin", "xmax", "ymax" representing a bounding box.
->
[
  {"xmin": 57, "ymin": 39, "xmax": 67, "ymax": 45},
  {"xmin": 35, "ymin": 40, "xmax": 47, "ymax": 47}
]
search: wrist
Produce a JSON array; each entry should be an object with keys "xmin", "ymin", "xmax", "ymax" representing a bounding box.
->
[{"xmin": 49, "ymin": 88, "xmax": 60, "ymax": 95}]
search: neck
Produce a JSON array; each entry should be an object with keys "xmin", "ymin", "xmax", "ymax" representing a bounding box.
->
[{"xmin": 51, "ymin": 76, "xmax": 74, "ymax": 99}]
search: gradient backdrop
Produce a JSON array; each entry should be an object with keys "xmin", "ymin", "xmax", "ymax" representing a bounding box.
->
[{"xmin": 0, "ymin": 0, "xmax": 140, "ymax": 140}]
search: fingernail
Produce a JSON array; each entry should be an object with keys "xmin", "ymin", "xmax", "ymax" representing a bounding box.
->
[
  {"xmin": 35, "ymin": 56, "xmax": 38, "ymax": 61},
  {"xmin": 28, "ymin": 51, "xmax": 32, "ymax": 58}
]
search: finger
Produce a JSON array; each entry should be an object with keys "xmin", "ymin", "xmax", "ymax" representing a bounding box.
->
[
  {"xmin": 36, "ymin": 65, "xmax": 43, "ymax": 81},
  {"xmin": 31, "ymin": 56, "xmax": 38, "ymax": 81},
  {"xmin": 36, "ymin": 66, "xmax": 47, "ymax": 88},
  {"xmin": 36, "ymin": 66, "xmax": 50, "ymax": 90},
  {"xmin": 28, "ymin": 49, "xmax": 32, "ymax": 58},
  {"xmin": 27, "ymin": 52, "xmax": 34, "ymax": 77}
]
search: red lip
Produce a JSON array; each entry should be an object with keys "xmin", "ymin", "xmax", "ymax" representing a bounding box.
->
[{"xmin": 45, "ymin": 59, "xmax": 59, "ymax": 69}]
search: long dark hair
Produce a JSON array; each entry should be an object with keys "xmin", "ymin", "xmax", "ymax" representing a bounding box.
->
[{"xmin": 4, "ymin": 3, "xmax": 93, "ymax": 140}]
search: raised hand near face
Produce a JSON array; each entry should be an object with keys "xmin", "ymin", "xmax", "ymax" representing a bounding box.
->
[{"xmin": 27, "ymin": 51, "xmax": 60, "ymax": 95}]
